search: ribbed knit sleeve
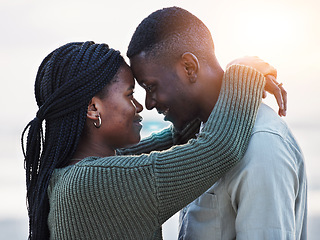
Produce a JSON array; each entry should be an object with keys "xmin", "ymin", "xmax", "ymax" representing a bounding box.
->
[
  {"xmin": 117, "ymin": 126, "xmax": 175, "ymax": 155},
  {"xmin": 117, "ymin": 118, "xmax": 201, "ymax": 155},
  {"xmin": 153, "ymin": 64, "xmax": 265, "ymax": 223},
  {"xmin": 48, "ymin": 65, "xmax": 265, "ymax": 240}
]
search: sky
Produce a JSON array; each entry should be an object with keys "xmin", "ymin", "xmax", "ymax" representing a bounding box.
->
[
  {"xmin": 1, "ymin": 0, "xmax": 319, "ymax": 124},
  {"xmin": 0, "ymin": 0, "xmax": 319, "ymax": 238}
]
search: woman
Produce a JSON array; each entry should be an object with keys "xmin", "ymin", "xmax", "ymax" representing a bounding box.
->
[{"xmin": 22, "ymin": 41, "xmax": 271, "ymax": 239}]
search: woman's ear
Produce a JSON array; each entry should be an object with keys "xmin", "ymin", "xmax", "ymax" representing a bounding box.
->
[
  {"xmin": 181, "ymin": 52, "xmax": 200, "ymax": 83},
  {"xmin": 87, "ymin": 97, "xmax": 100, "ymax": 120}
]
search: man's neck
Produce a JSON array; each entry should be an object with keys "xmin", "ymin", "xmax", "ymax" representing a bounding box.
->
[{"xmin": 197, "ymin": 66, "xmax": 224, "ymax": 123}]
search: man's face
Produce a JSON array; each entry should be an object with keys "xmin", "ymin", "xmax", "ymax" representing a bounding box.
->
[{"xmin": 130, "ymin": 53, "xmax": 199, "ymax": 131}]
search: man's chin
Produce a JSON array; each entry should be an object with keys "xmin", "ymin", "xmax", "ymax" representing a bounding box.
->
[
  {"xmin": 172, "ymin": 118, "xmax": 199, "ymax": 133},
  {"xmin": 164, "ymin": 118, "xmax": 181, "ymax": 132},
  {"xmin": 165, "ymin": 114, "xmax": 195, "ymax": 132},
  {"xmin": 171, "ymin": 121, "xmax": 188, "ymax": 133}
]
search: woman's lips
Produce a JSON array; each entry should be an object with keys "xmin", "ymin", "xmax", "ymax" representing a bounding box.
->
[{"xmin": 133, "ymin": 116, "xmax": 143, "ymax": 128}]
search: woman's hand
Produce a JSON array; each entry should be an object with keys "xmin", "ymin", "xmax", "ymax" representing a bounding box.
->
[{"xmin": 227, "ymin": 56, "xmax": 287, "ymax": 117}]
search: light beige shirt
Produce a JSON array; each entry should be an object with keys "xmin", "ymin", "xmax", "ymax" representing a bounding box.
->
[{"xmin": 179, "ymin": 103, "xmax": 307, "ymax": 240}]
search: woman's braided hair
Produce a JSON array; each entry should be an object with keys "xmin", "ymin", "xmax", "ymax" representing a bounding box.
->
[{"xmin": 21, "ymin": 41, "xmax": 124, "ymax": 239}]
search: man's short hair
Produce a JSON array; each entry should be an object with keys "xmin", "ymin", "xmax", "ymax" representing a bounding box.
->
[{"xmin": 127, "ymin": 6, "xmax": 215, "ymax": 65}]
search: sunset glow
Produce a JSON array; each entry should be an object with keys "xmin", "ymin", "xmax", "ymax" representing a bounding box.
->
[{"xmin": 0, "ymin": 0, "xmax": 319, "ymax": 239}]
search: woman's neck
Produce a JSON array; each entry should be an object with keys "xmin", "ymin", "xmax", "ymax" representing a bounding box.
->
[{"xmin": 71, "ymin": 134, "xmax": 116, "ymax": 164}]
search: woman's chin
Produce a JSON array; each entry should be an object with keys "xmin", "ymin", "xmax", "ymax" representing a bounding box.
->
[
  {"xmin": 120, "ymin": 135, "xmax": 141, "ymax": 149},
  {"xmin": 133, "ymin": 135, "xmax": 141, "ymax": 144}
]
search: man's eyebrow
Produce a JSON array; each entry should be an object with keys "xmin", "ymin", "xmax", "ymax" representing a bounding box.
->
[{"xmin": 127, "ymin": 85, "xmax": 135, "ymax": 90}]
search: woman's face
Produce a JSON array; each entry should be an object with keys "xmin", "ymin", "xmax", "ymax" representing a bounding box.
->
[{"xmin": 95, "ymin": 64, "xmax": 143, "ymax": 149}]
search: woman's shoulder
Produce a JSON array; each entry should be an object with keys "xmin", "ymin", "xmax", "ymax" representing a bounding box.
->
[
  {"xmin": 51, "ymin": 165, "xmax": 73, "ymax": 181},
  {"xmin": 48, "ymin": 154, "xmax": 157, "ymax": 196},
  {"xmin": 48, "ymin": 165, "xmax": 73, "ymax": 196},
  {"xmin": 48, "ymin": 155, "xmax": 158, "ymax": 205},
  {"xmin": 76, "ymin": 154, "xmax": 156, "ymax": 169}
]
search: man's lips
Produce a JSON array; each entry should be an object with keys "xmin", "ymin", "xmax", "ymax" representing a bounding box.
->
[{"xmin": 157, "ymin": 108, "xmax": 169, "ymax": 118}]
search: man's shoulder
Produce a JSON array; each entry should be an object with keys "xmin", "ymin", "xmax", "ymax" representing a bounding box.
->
[
  {"xmin": 252, "ymin": 103, "xmax": 288, "ymax": 137},
  {"xmin": 222, "ymin": 104, "xmax": 303, "ymax": 182},
  {"xmin": 252, "ymin": 103, "xmax": 302, "ymax": 153}
]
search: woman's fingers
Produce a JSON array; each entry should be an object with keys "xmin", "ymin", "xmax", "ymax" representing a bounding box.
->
[
  {"xmin": 262, "ymin": 90, "xmax": 267, "ymax": 99},
  {"xmin": 226, "ymin": 56, "xmax": 287, "ymax": 116},
  {"xmin": 227, "ymin": 56, "xmax": 277, "ymax": 78},
  {"xmin": 278, "ymin": 83, "xmax": 287, "ymax": 116},
  {"xmin": 265, "ymin": 75, "xmax": 287, "ymax": 117}
]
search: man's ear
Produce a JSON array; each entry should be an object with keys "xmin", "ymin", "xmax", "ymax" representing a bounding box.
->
[
  {"xmin": 87, "ymin": 97, "xmax": 100, "ymax": 120},
  {"xmin": 181, "ymin": 52, "xmax": 200, "ymax": 83}
]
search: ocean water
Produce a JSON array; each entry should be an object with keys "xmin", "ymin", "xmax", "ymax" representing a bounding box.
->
[
  {"xmin": 1, "ymin": 0, "xmax": 320, "ymax": 237},
  {"xmin": 1, "ymin": 121, "xmax": 319, "ymax": 239}
]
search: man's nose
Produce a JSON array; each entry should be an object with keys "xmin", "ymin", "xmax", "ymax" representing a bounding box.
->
[{"xmin": 145, "ymin": 93, "xmax": 156, "ymax": 110}]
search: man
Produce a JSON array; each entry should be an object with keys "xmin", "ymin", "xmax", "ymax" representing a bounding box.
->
[{"xmin": 125, "ymin": 7, "xmax": 307, "ymax": 239}]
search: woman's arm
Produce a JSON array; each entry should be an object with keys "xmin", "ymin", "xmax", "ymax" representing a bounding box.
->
[
  {"xmin": 119, "ymin": 57, "xmax": 286, "ymax": 157},
  {"xmin": 117, "ymin": 119, "xmax": 201, "ymax": 155},
  {"xmin": 227, "ymin": 56, "xmax": 287, "ymax": 116},
  {"xmin": 78, "ymin": 64, "xmax": 264, "ymax": 231},
  {"xmin": 152, "ymin": 64, "xmax": 265, "ymax": 223}
]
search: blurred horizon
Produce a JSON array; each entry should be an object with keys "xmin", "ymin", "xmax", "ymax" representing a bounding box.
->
[{"xmin": 1, "ymin": 0, "xmax": 319, "ymax": 239}]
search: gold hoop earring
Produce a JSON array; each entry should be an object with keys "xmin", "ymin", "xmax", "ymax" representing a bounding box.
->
[{"xmin": 94, "ymin": 115, "xmax": 101, "ymax": 128}]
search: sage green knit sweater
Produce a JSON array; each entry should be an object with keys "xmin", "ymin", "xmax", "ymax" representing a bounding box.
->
[{"xmin": 47, "ymin": 65, "xmax": 265, "ymax": 240}]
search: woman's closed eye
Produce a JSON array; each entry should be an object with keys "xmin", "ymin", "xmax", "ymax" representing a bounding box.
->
[{"xmin": 128, "ymin": 90, "xmax": 135, "ymax": 98}]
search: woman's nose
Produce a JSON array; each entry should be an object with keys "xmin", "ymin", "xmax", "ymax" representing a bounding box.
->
[{"xmin": 133, "ymin": 98, "xmax": 143, "ymax": 113}]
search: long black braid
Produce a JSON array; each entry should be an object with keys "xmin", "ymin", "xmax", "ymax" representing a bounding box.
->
[{"xmin": 21, "ymin": 41, "xmax": 124, "ymax": 239}]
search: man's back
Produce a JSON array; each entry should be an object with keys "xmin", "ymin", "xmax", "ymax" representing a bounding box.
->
[{"xmin": 179, "ymin": 103, "xmax": 307, "ymax": 240}]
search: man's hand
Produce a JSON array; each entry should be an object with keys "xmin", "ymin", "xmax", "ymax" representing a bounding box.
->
[{"xmin": 227, "ymin": 56, "xmax": 287, "ymax": 117}]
